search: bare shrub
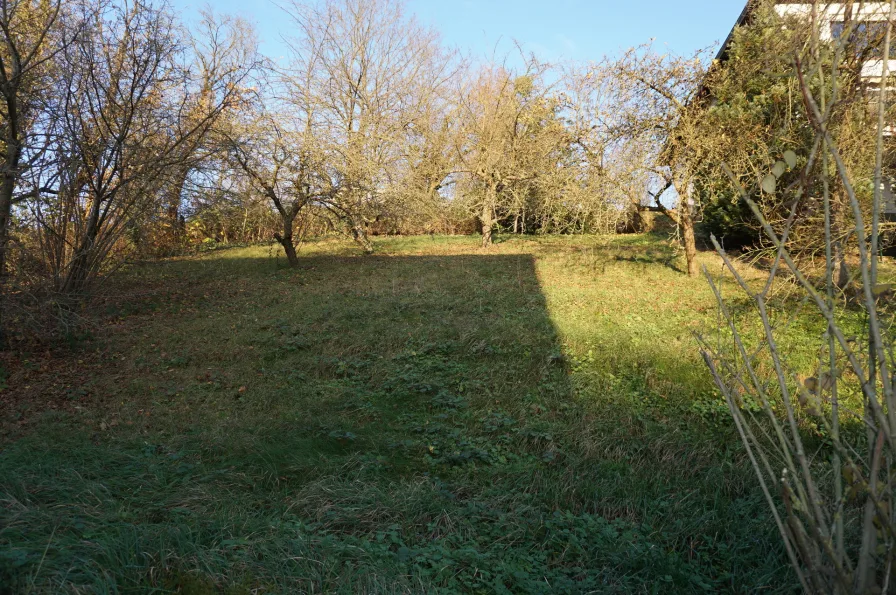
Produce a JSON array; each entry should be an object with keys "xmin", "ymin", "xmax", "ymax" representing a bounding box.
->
[{"xmin": 699, "ymin": 3, "xmax": 896, "ymax": 591}]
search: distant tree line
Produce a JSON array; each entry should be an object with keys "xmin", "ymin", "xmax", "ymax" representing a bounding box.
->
[{"xmin": 0, "ymin": 0, "xmax": 889, "ymax": 341}]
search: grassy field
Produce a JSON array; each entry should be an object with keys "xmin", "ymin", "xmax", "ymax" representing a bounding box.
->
[{"xmin": 0, "ymin": 234, "xmax": 799, "ymax": 593}]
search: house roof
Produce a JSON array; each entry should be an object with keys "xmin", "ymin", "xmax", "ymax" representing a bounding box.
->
[{"xmin": 716, "ymin": 1, "xmax": 761, "ymax": 61}]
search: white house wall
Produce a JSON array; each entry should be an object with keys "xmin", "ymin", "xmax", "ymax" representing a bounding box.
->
[
  {"xmin": 774, "ymin": 3, "xmax": 896, "ymax": 78},
  {"xmin": 775, "ymin": 3, "xmax": 892, "ymax": 35}
]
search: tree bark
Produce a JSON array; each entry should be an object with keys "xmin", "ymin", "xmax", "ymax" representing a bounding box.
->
[
  {"xmin": 480, "ymin": 186, "xmax": 496, "ymax": 247},
  {"xmin": 62, "ymin": 195, "xmax": 104, "ymax": 296},
  {"xmin": 480, "ymin": 209, "xmax": 493, "ymax": 247},
  {"xmin": 166, "ymin": 167, "xmax": 190, "ymax": 244},
  {"xmin": 350, "ymin": 218, "xmax": 374, "ymax": 254},
  {"xmin": 274, "ymin": 216, "xmax": 299, "ymax": 267},
  {"xmin": 0, "ymin": 168, "xmax": 14, "ymax": 282},
  {"xmin": 0, "ymin": 94, "xmax": 21, "ymax": 344},
  {"xmin": 656, "ymin": 176, "xmax": 698, "ymax": 277},
  {"xmin": 277, "ymin": 234, "xmax": 299, "ymax": 266},
  {"xmin": 680, "ymin": 202, "xmax": 698, "ymax": 277}
]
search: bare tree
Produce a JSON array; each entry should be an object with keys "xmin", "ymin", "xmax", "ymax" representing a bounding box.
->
[
  {"xmin": 455, "ymin": 60, "xmax": 570, "ymax": 246},
  {"xmin": 226, "ymin": 105, "xmax": 325, "ymax": 267},
  {"xmin": 607, "ymin": 45, "xmax": 712, "ymax": 276},
  {"xmin": 283, "ymin": 0, "xmax": 454, "ymax": 253},
  {"xmin": 386, "ymin": 65, "xmax": 464, "ymax": 234},
  {"xmin": 0, "ymin": 0, "xmax": 73, "ymax": 336},
  {"xmin": 157, "ymin": 7, "xmax": 259, "ymax": 253},
  {"xmin": 31, "ymin": 0, "xmax": 253, "ymax": 297}
]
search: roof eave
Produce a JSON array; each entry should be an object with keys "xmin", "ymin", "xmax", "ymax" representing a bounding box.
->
[{"xmin": 716, "ymin": 0, "xmax": 765, "ymax": 62}]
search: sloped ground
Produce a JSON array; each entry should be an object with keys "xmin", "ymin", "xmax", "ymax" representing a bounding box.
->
[{"xmin": 0, "ymin": 234, "xmax": 797, "ymax": 593}]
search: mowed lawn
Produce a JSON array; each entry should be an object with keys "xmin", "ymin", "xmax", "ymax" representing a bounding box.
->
[{"xmin": 0, "ymin": 234, "xmax": 797, "ymax": 593}]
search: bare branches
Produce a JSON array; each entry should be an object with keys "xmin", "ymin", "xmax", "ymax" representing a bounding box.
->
[
  {"xmin": 278, "ymin": 0, "xmax": 455, "ymax": 252},
  {"xmin": 603, "ymin": 43, "xmax": 713, "ymax": 275},
  {"xmin": 12, "ymin": 0, "xmax": 259, "ymax": 296},
  {"xmin": 701, "ymin": 3, "xmax": 896, "ymax": 590}
]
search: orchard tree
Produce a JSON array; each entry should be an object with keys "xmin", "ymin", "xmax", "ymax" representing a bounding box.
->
[
  {"xmin": 283, "ymin": 0, "xmax": 454, "ymax": 253},
  {"xmin": 608, "ymin": 45, "xmax": 712, "ymax": 276},
  {"xmin": 455, "ymin": 61, "xmax": 570, "ymax": 246},
  {"xmin": 226, "ymin": 106, "xmax": 326, "ymax": 267},
  {"xmin": 388, "ymin": 83, "xmax": 462, "ymax": 233},
  {"xmin": 157, "ymin": 8, "xmax": 259, "ymax": 253}
]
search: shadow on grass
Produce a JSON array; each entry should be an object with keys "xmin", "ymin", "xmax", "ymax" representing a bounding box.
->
[
  {"xmin": 614, "ymin": 252, "xmax": 683, "ymax": 273},
  {"xmin": 552, "ymin": 231, "xmax": 684, "ymax": 274},
  {"xmin": 0, "ymin": 249, "xmax": 797, "ymax": 593}
]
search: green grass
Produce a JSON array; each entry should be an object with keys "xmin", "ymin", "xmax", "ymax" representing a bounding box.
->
[{"xmin": 0, "ymin": 234, "xmax": 799, "ymax": 593}]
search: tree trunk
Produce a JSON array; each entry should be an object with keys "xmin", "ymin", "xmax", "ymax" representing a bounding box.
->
[
  {"xmin": 0, "ymin": 96, "xmax": 21, "ymax": 344},
  {"xmin": 480, "ymin": 210, "xmax": 493, "ymax": 247},
  {"xmin": 680, "ymin": 202, "xmax": 698, "ymax": 277},
  {"xmin": 668, "ymin": 177, "xmax": 698, "ymax": 277},
  {"xmin": 166, "ymin": 168, "xmax": 190, "ymax": 244},
  {"xmin": 480, "ymin": 188, "xmax": 495, "ymax": 247},
  {"xmin": 279, "ymin": 235, "xmax": 298, "ymax": 266},
  {"xmin": 350, "ymin": 219, "xmax": 374, "ymax": 254},
  {"xmin": 0, "ymin": 171, "xmax": 13, "ymax": 282},
  {"xmin": 275, "ymin": 216, "xmax": 299, "ymax": 267},
  {"xmin": 62, "ymin": 194, "xmax": 104, "ymax": 296}
]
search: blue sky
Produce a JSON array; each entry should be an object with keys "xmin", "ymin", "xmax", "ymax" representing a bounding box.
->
[{"xmin": 170, "ymin": 0, "xmax": 746, "ymax": 64}]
